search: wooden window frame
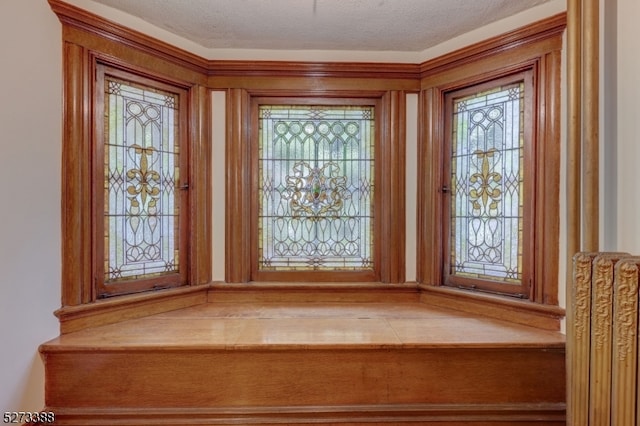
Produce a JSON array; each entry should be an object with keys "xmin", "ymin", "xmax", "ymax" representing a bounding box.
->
[
  {"xmin": 250, "ymin": 97, "xmax": 381, "ymax": 282},
  {"xmin": 442, "ymin": 71, "xmax": 535, "ymax": 298},
  {"xmin": 418, "ymin": 28, "xmax": 563, "ymax": 306},
  {"xmin": 57, "ymin": 27, "xmax": 211, "ymax": 310},
  {"xmin": 94, "ymin": 65, "xmax": 191, "ymax": 298},
  {"xmin": 226, "ymin": 90, "xmax": 406, "ymax": 284}
]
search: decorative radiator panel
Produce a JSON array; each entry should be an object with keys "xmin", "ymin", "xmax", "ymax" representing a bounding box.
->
[{"xmin": 569, "ymin": 252, "xmax": 639, "ymax": 425}]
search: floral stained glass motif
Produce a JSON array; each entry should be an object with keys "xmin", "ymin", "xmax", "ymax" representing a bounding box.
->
[
  {"xmin": 104, "ymin": 77, "xmax": 180, "ymax": 282},
  {"xmin": 449, "ymin": 82, "xmax": 525, "ymax": 284},
  {"xmin": 258, "ymin": 105, "xmax": 375, "ymax": 271}
]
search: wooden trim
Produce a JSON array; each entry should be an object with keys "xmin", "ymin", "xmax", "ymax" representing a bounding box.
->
[
  {"xmin": 417, "ymin": 87, "xmax": 444, "ymax": 286},
  {"xmin": 419, "ymin": 13, "xmax": 567, "ymax": 77},
  {"xmin": 440, "ymin": 72, "xmax": 534, "ymax": 298},
  {"xmin": 209, "ymin": 60, "xmax": 420, "ymax": 79},
  {"xmin": 190, "ymin": 84, "xmax": 212, "ymax": 285},
  {"xmin": 418, "ymin": 21, "xmax": 564, "ymax": 307},
  {"xmin": 93, "ymin": 66, "xmax": 190, "ymax": 298},
  {"xmin": 380, "ymin": 91, "xmax": 407, "ymax": 283},
  {"xmin": 54, "ymin": 285, "xmax": 209, "ymax": 334},
  {"xmin": 208, "ymin": 282, "xmax": 420, "ymax": 303},
  {"xmin": 61, "ymin": 41, "xmax": 92, "ymax": 307},
  {"xmin": 536, "ymin": 50, "xmax": 562, "ymax": 305},
  {"xmin": 566, "ymin": 0, "xmax": 582, "ymax": 286},
  {"xmin": 225, "ymin": 89, "xmax": 251, "ymax": 282},
  {"xmin": 419, "ymin": 285, "xmax": 565, "ymax": 331},
  {"xmin": 582, "ymin": 0, "xmax": 599, "ymax": 251},
  {"xmin": 42, "ymin": 403, "xmax": 565, "ymax": 425},
  {"xmin": 48, "ymin": 0, "xmax": 209, "ymax": 75}
]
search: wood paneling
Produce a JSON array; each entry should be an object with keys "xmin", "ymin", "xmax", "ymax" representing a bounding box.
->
[
  {"xmin": 419, "ymin": 285, "xmax": 565, "ymax": 331},
  {"xmin": 55, "ymin": 285, "xmax": 208, "ymax": 334},
  {"xmin": 41, "ymin": 301, "xmax": 565, "ymax": 425},
  {"xmin": 419, "ymin": 13, "xmax": 566, "ymax": 77},
  {"xmin": 225, "ymin": 89, "xmax": 251, "ymax": 283},
  {"xmin": 380, "ymin": 91, "xmax": 407, "ymax": 283},
  {"xmin": 61, "ymin": 41, "xmax": 91, "ymax": 307},
  {"xmin": 190, "ymin": 84, "xmax": 212, "ymax": 285},
  {"xmin": 208, "ymin": 283, "xmax": 420, "ymax": 303},
  {"xmin": 418, "ymin": 16, "xmax": 564, "ymax": 306}
]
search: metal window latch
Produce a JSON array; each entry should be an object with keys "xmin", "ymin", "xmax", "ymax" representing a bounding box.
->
[
  {"xmin": 441, "ymin": 186, "xmax": 450, "ymax": 193},
  {"xmin": 179, "ymin": 183, "xmax": 189, "ymax": 190}
]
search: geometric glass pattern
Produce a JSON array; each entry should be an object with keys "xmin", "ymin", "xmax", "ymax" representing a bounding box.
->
[
  {"xmin": 104, "ymin": 77, "xmax": 180, "ymax": 282},
  {"xmin": 449, "ymin": 82, "xmax": 525, "ymax": 284},
  {"xmin": 258, "ymin": 105, "xmax": 374, "ymax": 271}
]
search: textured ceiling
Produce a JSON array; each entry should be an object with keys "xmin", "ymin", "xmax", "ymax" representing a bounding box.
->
[{"xmin": 89, "ymin": 0, "xmax": 551, "ymax": 52}]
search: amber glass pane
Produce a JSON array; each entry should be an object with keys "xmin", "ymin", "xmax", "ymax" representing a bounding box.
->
[
  {"xmin": 449, "ymin": 82, "xmax": 524, "ymax": 284},
  {"xmin": 104, "ymin": 77, "xmax": 180, "ymax": 282},
  {"xmin": 258, "ymin": 105, "xmax": 374, "ymax": 271}
]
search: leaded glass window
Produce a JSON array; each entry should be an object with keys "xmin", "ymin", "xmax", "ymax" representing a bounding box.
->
[
  {"xmin": 103, "ymin": 76, "xmax": 181, "ymax": 283},
  {"xmin": 448, "ymin": 82, "xmax": 525, "ymax": 285},
  {"xmin": 258, "ymin": 105, "xmax": 374, "ymax": 271}
]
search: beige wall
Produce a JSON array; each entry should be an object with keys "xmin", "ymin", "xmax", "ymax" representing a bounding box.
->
[
  {"xmin": 0, "ymin": 0, "xmax": 62, "ymax": 412},
  {"xmin": 614, "ymin": 0, "xmax": 640, "ymax": 253}
]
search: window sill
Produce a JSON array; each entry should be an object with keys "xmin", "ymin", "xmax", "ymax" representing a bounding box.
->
[
  {"xmin": 208, "ymin": 282, "xmax": 421, "ymax": 303},
  {"xmin": 55, "ymin": 285, "xmax": 209, "ymax": 334},
  {"xmin": 418, "ymin": 284, "xmax": 565, "ymax": 331}
]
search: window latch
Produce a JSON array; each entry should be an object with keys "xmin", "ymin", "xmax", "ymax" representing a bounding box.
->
[
  {"xmin": 179, "ymin": 183, "xmax": 189, "ymax": 190},
  {"xmin": 441, "ymin": 186, "xmax": 450, "ymax": 193}
]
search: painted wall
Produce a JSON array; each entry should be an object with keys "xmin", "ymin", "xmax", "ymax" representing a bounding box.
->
[
  {"xmin": 0, "ymin": 0, "xmax": 62, "ymax": 412},
  {"xmin": 614, "ymin": 0, "xmax": 640, "ymax": 253}
]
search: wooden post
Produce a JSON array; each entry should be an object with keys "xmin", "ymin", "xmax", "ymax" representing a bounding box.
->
[{"xmin": 583, "ymin": 0, "xmax": 600, "ymax": 251}]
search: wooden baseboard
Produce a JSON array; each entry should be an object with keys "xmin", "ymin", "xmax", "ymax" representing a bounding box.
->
[
  {"xmin": 208, "ymin": 282, "xmax": 421, "ymax": 303},
  {"xmin": 43, "ymin": 403, "xmax": 565, "ymax": 425},
  {"xmin": 419, "ymin": 285, "xmax": 565, "ymax": 330},
  {"xmin": 55, "ymin": 285, "xmax": 209, "ymax": 333}
]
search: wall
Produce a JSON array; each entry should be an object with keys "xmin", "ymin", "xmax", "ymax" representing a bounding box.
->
[
  {"xmin": 614, "ymin": 0, "xmax": 640, "ymax": 253},
  {"xmin": 0, "ymin": 0, "xmax": 62, "ymax": 412}
]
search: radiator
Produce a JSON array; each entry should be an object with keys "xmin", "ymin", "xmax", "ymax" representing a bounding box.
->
[{"xmin": 569, "ymin": 252, "xmax": 639, "ymax": 425}]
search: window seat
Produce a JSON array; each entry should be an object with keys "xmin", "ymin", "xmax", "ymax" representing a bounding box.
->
[{"xmin": 40, "ymin": 299, "xmax": 565, "ymax": 425}]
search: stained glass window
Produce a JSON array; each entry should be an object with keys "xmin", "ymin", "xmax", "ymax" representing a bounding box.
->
[
  {"xmin": 104, "ymin": 77, "xmax": 180, "ymax": 282},
  {"xmin": 449, "ymin": 82, "xmax": 525, "ymax": 284},
  {"xmin": 258, "ymin": 105, "xmax": 374, "ymax": 271}
]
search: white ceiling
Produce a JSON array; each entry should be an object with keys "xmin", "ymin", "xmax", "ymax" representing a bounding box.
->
[{"xmin": 89, "ymin": 0, "xmax": 551, "ymax": 52}]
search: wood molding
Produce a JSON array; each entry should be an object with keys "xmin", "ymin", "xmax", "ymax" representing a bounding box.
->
[
  {"xmin": 43, "ymin": 403, "xmax": 566, "ymax": 425},
  {"xmin": 55, "ymin": 285, "xmax": 209, "ymax": 334},
  {"xmin": 416, "ymin": 87, "xmax": 443, "ymax": 286},
  {"xmin": 380, "ymin": 91, "xmax": 407, "ymax": 283},
  {"xmin": 208, "ymin": 282, "xmax": 420, "ymax": 303},
  {"xmin": 418, "ymin": 20, "xmax": 564, "ymax": 307},
  {"xmin": 582, "ymin": 0, "xmax": 599, "ymax": 251},
  {"xmin": 48, "ymin": 0, "xmax": 209, "ymax": 75},
  {"xmin": 536, "ymin": 49, "xmax": 562, "ymax": 305},
  {"xmin": 209, "ymin": 60, "xmax": 420, "ymax": 79},
  {"xmin": 419, "ymin": 285, "xmax": 566, "ymax": 331},
  {"xmin": 61, "ymin": 41, "xmax": 92, "ymax": 307},
  {"xmin": 225, "ymin": 89, "xmax": 251, "ymax": 282},
  {"xmin": 419, "ymin": 13, "xmax": 567, "ymax": 77},
  {"xmin": 190, "ymin": 84, "xmax": 212, "ymax": 285}
]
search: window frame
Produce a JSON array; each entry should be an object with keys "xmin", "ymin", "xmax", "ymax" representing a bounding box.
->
[
  {"xmin": 226, "ymin": 90, "xmax": 406, "ymax": 284},
  {"xmin": 93, "ymin": 64, "xmax": 191, "ymax": 298},
  {"xmin": 418, "ymin": 43, "xmax": 562, "ymax": 306},
  {"xmin": 441, "ymin": 71, "xmax": 535, "ymax": 298},
  {"xmin": 250, "ymin": 96, "xmax": 381, "ymax": 282}
]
